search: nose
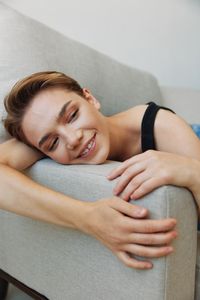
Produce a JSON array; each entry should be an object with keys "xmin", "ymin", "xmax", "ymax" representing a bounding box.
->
[{"xmin": 63, "ymin": 128, "xmax": 83, "ymax": 150}]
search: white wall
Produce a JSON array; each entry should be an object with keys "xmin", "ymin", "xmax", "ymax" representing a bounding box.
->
[{"xmin": 1, "ymin": 0, "xmax": 200, "ymax": 90}]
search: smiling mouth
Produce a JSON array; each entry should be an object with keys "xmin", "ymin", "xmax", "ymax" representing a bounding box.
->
[{"xmin": 78, "ymin": 133, "xmax": 96, "ymax": 158}]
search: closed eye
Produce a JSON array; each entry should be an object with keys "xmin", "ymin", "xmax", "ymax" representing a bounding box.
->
[
  {"xmin": 69, "ymin": 109, "xmax": 79, "ymax": 123},
  {"xmin": 48, "ymin": 137, "xmax": 59, "ymax": 152}
]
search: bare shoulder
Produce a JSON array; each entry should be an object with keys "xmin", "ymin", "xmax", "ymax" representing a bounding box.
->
[
  {"xmin": 118, "ymin": 103, "xmax": 200, "ymax": 159},
  {"xmin": 154, "ymin": 106, "xmax": 191, "ymax": 138},
  {"xmin": 154, "ymin": 108, "xmax": 200, "ymax": 159},
  {"xmin": 0, "ymin": 138, "xmax": 46, "ymax": 170}
]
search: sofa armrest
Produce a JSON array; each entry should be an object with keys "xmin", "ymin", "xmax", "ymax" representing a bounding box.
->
[
  {"xmin": 0, "ymin": 159, "xmax": 198, "ymax": 300},
  {"xmin": 160, "ymin": 86, "xmax": 200, "ymax": 123}
]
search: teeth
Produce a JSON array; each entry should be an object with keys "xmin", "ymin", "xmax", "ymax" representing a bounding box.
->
[
  {"xmin": 82, "ymin": 148, "xmax": 89, "ymax": 155},
  {"xmin": 80, "ymin": 139, "xmax": 94, "ymax": 157},
  {"xmin": 88, "ymin": 141, "xmax": 93, "ymax": 149}
]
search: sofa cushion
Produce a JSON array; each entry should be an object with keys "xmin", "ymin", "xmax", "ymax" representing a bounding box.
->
[
  {"xmin": 0, "ymin": 158, "xmax": 197, "ymax": 300},
  {"xmin": 0, "ymin": 2, "xmax": 162, "ymax": 142},
  {"xmin": 195, "ymin": 232, "xmax": 200, "ymax": 299}
]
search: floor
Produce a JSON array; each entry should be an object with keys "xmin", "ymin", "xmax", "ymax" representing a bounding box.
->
[{"xmin": 6, "ymin": 284, "xmax": 32, "ymax": 300}]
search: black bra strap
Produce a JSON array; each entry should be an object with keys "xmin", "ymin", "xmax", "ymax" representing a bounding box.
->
[{"xmin": 141, "ymin": 102, "xmax": 175, "ymax": 152}]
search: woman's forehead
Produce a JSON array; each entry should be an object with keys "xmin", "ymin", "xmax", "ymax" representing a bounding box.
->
[
  {"xmin": 21, "ymin": 89, "xmax": 85, "ymax": 143},
  {"xmin": 21, "ymin": 90, "xmax": 66, "ymax": 139},
  {"xmin": 32, "ymin": 88, "xmax": 73, "ymax": 106},
  {"xmin": 25, "ymin": 89, "xmax": 80, "ymax": 118}
]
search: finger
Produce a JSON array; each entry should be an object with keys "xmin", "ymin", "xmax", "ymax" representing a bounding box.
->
[
  {"xmin": 107, "ymin": 155, "xmax": 143, "ymax": 180},
  {"xmin": 113, "ymin": 163, "xmax": 146, "ymax": 196},
  {"xmin": 124, "ymin": 244, "xmax": 174, "ymax": 258},
  {"xmin": 110, "ymin": 197, "xmax": 148, "ymax": 218},
  {"xmin": 120, "ymin": 171, "xmax": 149, "ymax": 201},
  {"xmin": 107, "ymin": 162, "xmax": 131, "ymax": 180},
  {"xmin": 130, "ymin": 177, "xmax": 166, "ymax": 199},
  {"xmin": 131, "ymin": 218, "xmax": 177, "ymax": 233},
  {"xmin": 110, "ymin": 198, "xmax": 177, "ymax": 233},
  {"xmin": 127, "ymin": 231, "xmax": 178, "ymax": 245},
  {"xmin": 116, "ymin": 251, "xmax": 153, "ymax": 269}
]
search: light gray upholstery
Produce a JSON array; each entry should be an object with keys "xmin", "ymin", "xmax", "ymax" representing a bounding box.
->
[
  {"xmin": 0, "ymin": 2, "xmax": 161, "ymax": 143},
  {"xmin": 0, "ymin": 2, "xmax": 199, "ymax": 300},
  {"xmin": 195, "ymin": 233, "xmax": 200, "ymax": 299}
]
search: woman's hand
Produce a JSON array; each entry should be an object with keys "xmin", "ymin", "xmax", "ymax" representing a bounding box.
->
[
  {"xmin": 107, "ymin": 150, "xmax": 196, "ymax": 201},
  {"xmin": 82, "ymin": 196, "xmax": 177, "ymax": 270}
]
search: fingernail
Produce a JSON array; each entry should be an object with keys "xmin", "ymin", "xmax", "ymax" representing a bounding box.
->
[
  {"xmin": 135, "ymin": 208, "xmax": 146, "ymax": 216},
  {"xmin": 113, "ymin": 189, "xmax": 118, "ymax": 195},
  {"xmin": 172, "ymin": 219, "xmax": 177, "ymax": 225},
  {"xmin": 167, "ymin": 247, "xmax": 174, "ymax": 253},
  {"xmin": 146, "ymin": 263, "xmax": 153, "ymax": 269}
]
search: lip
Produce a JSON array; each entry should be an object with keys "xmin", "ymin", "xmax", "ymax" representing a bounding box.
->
[{"xmin": 78, "ymin": 133, "xmax": 96, "ymax": 159}]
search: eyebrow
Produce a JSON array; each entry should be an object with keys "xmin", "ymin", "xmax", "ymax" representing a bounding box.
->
[{"xmin": 38, "ymin": 100, "xmax": 72, "ymax": 148}]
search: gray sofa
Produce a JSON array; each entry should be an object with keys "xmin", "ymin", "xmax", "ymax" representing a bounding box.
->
[{"xmin": 0, "ymin": 2, "xmax": 199, "ymax": 300}]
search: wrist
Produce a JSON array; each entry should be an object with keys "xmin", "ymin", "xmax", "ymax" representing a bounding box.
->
[
  {"xmin": 70, "ymin": 200, "xmax": 93, "ymax": 234},
  {"xmin": 187, "ymin": 159, "xmax": 200, "ymax": 192}
]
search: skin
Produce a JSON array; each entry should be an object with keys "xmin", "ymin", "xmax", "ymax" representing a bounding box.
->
[
  {"xmin": 0, "ymin": 160, "xmax": 177, "ymax": 270},
  {"xmin": 107, "ymin": 150, "xmax": 200, "ymax": 214},
  {"xmin": 22, "ymin": 86, "xmax": 200, "ymax": 208},
  {"xmin": 22, "ymin": 87, "xmax": 200, "ymax": 167},
  {"xmin": 1, "ymin": 85, "xmax": 200, "ymax": 270},
  {"xmin": 22, "ymin": 88, "xmax": 110, "ymax": 164},
  {"xmin": 22, "ymin": 87, "xmax": 138, "ymax": 164}
]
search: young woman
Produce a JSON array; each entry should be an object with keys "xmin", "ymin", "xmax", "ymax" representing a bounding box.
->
[{"xmin": 1, "ymin": 71, "xmax": 200, "ymax": 270}]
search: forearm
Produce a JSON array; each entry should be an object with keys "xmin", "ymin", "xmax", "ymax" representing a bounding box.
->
[
  {"xmin": 0, "ymin": 164, "xmax": 178, "ymax": 270},
  {"xmin": 0, "ymin": 163, "xmax": 87, "ymax": 229},
  {"xmin": 0, "ymin": 138, "xmax": 45, "ymax": 170},
  {"xmin": 188, "ymin": 159, "xmax": 200, "ymax": 214}
]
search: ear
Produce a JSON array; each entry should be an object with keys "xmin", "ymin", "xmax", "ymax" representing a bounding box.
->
[{"xmin": 82, "ymin": 88, "xmax": 101, "ymax": 110}]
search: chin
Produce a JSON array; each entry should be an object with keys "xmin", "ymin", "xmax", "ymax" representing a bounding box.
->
[
  {"xmin": 82, "ymin": 152, "xmax": 108, "ymax": 165},
  {"xmin": 95, "ymin": 150, "xmax": 109, "ymax": 164},
  {"xmin": 90, "ymin": 158, "xmax": 106, "ymax": 165}
]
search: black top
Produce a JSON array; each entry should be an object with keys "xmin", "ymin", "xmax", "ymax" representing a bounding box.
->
[{"xmin": 141, "ymin": 102, "xmax": 175, "ymax": 152}]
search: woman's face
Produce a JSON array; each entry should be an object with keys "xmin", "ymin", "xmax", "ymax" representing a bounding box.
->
[{"xmin": 22, "ymin": 88, "xmax": 110, "ymax": 164}]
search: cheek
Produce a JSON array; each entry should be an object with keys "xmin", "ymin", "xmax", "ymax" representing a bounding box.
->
[
  {"xmin": 47, "ymin": 147, "xmax": 70, "ymax": 164},
  {"xmin": 81, "ymin": 109, "xmax": 101, "ymax": 126}
]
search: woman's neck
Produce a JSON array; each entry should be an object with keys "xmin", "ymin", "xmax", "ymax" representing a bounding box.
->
[{"xmin": 105, "ymin": 107, "xmax": 143, "ymax": 161}]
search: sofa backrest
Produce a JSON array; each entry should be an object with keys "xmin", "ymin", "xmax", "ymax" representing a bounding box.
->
[{"xmin": 0, "ymin": 3, "xmax": 162, "ymax": 142}]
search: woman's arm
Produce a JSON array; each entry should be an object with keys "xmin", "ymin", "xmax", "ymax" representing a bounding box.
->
[
  {"xmin": 108, "ymin": 150, "xmax": 200, "ymax": 212},
  {"xmin": 187, "ymin": 157, "xmax": 200, "ymax": 213},
  {"xmin": 154, "ymin": 108, "xmax": 200, "ymax": 160},
  {"xmin": 108, "ymin": 108, "xmax": 200, "ymax": 204},
  {"xmin": 0, "ymin": 138, "xmax": 45, "ymax": 170},
  {"xmin": 0, "ymin": 140, "xmax": 177, "ymax": 270},
  {"xmin": 0, "ymin": 163, "xmax": 177, "ymax": 269}
]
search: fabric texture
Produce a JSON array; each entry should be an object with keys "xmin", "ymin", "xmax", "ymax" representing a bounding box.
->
[
  {"xmin": 0, "ymin": 159, "xmax": 197, "ymax": 300},
  {"xmin": 195, "ymin": 233, "xmax": 200, "ymax": 300},
  {"xmin": 0, "ymin": 3, "xmax": 162, "ymax": 143},
  {"xmin": 0, "ymin": 2, "xmax": 198, "ymax": 300}
]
